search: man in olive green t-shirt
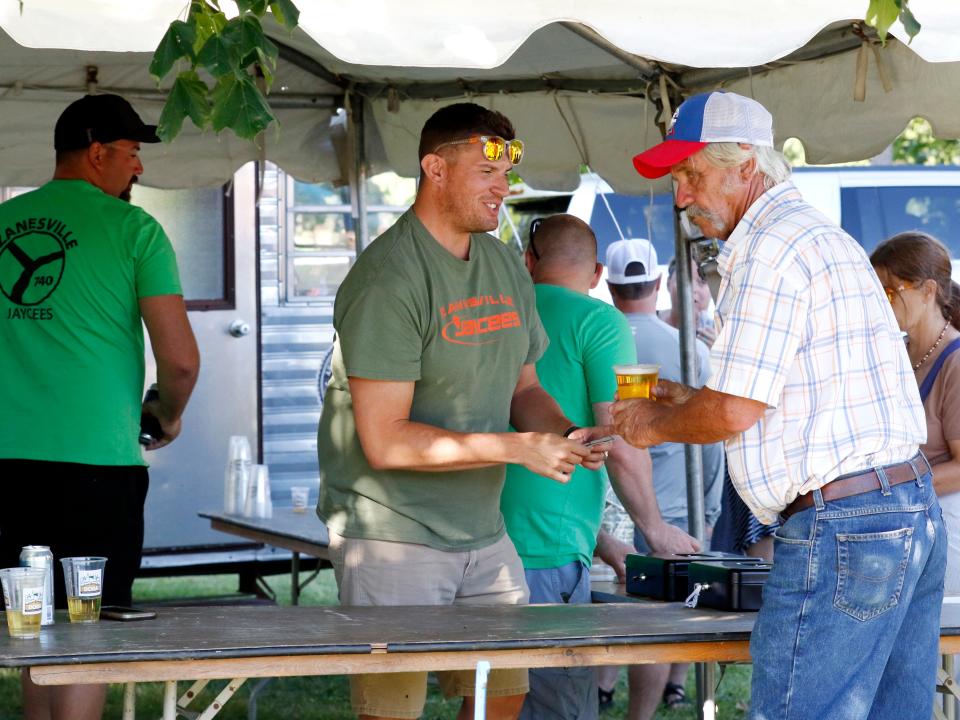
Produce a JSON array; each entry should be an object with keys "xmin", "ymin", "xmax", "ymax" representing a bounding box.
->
[{"xmin": 317, "ymin": 104, "xmax": 610, "ymax": 720}]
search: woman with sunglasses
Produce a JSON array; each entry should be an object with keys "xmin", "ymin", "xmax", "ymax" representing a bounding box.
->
[{"xmin": 871, "ymin": 231, "xmax": 960, "ymax": 594}]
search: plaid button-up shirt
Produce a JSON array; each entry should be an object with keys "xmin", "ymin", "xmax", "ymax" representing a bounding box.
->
[{"xmin": 707, "ymin": 181, "xmax": 925, "ymax": 525}]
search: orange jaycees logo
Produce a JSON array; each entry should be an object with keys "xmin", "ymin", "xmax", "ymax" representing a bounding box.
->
[{"xmin": 439, "ymin": 293, "xmax": 521, "ymax": 345}]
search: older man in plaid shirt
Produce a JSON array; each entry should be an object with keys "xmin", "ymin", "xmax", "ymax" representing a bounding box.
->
[{"xmin": 613, "ymin": 91, "xmax": 946, "ymax": 720}]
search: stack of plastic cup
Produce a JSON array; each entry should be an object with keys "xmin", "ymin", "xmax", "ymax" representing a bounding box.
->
[
  {"xmin": 244, "ymin": 464, "xmax": 273, "ymax": 519},
  {"xmin": 224, "ymin": 435, "xmax": 252, "ymax": 515}
]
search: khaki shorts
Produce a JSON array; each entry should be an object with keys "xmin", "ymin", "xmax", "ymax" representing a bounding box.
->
[{"xmin": 329, "ymin": 531, "xmax": 530, "ymax": 719}]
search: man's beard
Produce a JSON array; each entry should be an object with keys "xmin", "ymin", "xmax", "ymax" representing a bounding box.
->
[{"xmin": 119, "ymin": 175, "xmax": 138, "ymax": 203}]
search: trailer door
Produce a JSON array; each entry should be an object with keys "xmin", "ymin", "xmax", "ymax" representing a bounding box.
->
[{"xmin": 137, "ymin": 165, "xmax": 259, "ymax": 552}]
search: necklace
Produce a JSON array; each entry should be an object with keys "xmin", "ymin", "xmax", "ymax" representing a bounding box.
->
[{"xmin": 913, "ymin": 321, "xmax": 950, "ymax": 371}]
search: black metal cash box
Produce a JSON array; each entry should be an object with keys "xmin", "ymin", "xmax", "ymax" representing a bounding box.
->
[
  {"xmin": 625, "ymin": 552, "xmax": 758, "ymax": 601},
  {"xmin": 687, "ymin": 560, "xmax": 773, "ymax": 611}
]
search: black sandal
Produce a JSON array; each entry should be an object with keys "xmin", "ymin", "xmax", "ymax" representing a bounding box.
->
[
  {"xmin": 598, "ymin": 687, "xmax": 615, "ymax": 712},
  {"xmin": 662, "ymin": 682, "xmax": 690, "ymax": 709}
]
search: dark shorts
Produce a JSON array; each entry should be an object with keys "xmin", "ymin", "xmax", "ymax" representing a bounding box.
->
[{"xmin": 0, "ymin": 459, "xmax": 149, "ymax": 607}]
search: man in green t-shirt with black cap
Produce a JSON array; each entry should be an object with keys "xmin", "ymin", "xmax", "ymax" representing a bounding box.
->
[
  {"xmin": 0, "ymin": 94, "xmax": 200, "ymax": 720},
  {"xmin": 318, "ymin": 103, "xmax": 611, "ymax": 720}
]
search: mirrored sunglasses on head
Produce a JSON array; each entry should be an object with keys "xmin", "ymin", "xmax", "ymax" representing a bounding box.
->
[{"xmin": 433, "ymin": 135, "xmax": 524, "ymax": 164}]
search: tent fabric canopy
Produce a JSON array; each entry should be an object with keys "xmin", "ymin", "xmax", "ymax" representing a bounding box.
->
[{"xmin": 1, "ymin": 1, "xmax": 960, "ymax": 189}]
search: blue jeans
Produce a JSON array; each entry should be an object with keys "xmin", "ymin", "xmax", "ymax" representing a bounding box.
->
[
  {"xmin": 519, "ymin": 561, "xmax": 597, "ymax": 720},
  {"xmin": 750, "ymin": 466, "xmax": 946, "ymax": 720}
]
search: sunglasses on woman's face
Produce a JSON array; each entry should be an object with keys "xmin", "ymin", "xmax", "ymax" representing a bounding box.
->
[{"xmin": 884, "ymin": 281, "xmax": 919, "ymax": 304}]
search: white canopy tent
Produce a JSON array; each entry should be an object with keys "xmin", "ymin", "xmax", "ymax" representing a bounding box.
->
[
  {"xmin": 4, "ymin": 0, "xmax": 960, "ymax": 562},
  {"xmin": 1, "ymin": 1, "xmax": 960, "ymax": 191}
]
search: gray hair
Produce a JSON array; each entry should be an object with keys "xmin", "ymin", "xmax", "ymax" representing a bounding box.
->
[{"xmin": 700, "ymin": 143, "xmax": 791, "ymax": 190}]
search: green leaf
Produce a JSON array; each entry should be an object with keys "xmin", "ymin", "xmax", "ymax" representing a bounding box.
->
[
  {"xmin": 211, "ymin": 73, "xmax": 275, "ymax": 138},
  {"xmin": 269, "ymin": 0, "xmax": 300, "ymax": 31},
  {"xmin": 241, "ymin": 47, "xmax": 276, "ymax": 90},
  {"xmin": 239, "ymin": 15, "xmax": 275, "ymax": 55},
  {"xmin": 900, "ymin": 4, "xmax": 921, "ymax": 40},
  {"xmin": 865, "ymin": 0, "xmax": 902, "ymax": 42},
  {"xmin": 157, "ymin": 71, "xmax": 212, "ymax": 142},
  {"xmin": 197, "ymin": 33, "xmax": 239, "ymax": 75},
  {"xmin": 149, "ymin": 20, "xmax": 196, "ymax": 81},
  {"xmin": 191, "ymin": 2, "xmax": 229, "ymax": 53}
]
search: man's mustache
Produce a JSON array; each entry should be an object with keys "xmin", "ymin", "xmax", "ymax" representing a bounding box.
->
[{"xmin": 686, "ymin": 204, "xmax": 722, "ymax": 223}]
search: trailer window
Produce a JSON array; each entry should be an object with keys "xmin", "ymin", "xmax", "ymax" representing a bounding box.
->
[
  {"xmin": 284, "ymin": 172, "xmax": 414, "ymax": 302},
  {"xmin": 131, "ymin": 185, "xmax": 233, "ymax": 310}
]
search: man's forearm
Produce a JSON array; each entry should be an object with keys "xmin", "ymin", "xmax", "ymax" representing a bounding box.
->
[
  {"xmin": 606, "ymin": 441, "xmax": 662, "ymax": 535},
  {"xmin": 349, "ymin": 374, "xmax": 587, "ymax": 482},
  {"xmin": 156, "ymin": 360, "xmax": 199, "ymax": 422},
  {"xmin": 510, "ymin": 384, "xmax": 572, "ymax": 434},
  {"xmin": 646, "ymin": 394, "xmax": 739, "ymax": 445},
  {"xmin": 613, "ymin": 384, "xmax": 765, "ymax": 449},
  {"xmin": 360, "ymin": 419, "xmax": 517, "ymax": 472}
]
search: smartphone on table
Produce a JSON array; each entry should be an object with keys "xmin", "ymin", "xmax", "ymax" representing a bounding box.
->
[{"xmin": 100, "ymin": 605, "xmax": 157, "ymax": 621}]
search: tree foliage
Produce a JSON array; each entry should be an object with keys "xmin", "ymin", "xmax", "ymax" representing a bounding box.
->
[
  {"xmin": 865, "ymin": 0, "xmax": 920, "ymax": 43},
  {"xmin": 893, "ymin": 118, "xmax": 960, "ymax": 166},
  {"xmin": 150, "ymin": 0, "xmax": 300, "ymax": 142}
]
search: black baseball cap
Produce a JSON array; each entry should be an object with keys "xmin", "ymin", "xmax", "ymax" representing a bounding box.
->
[{"xmin": 54, "ymin": 94, "xmax": 160, "ymax": 152}]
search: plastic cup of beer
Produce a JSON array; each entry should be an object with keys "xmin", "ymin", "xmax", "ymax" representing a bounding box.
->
[
  {"xmin": 60, "ymin": 557, "xmax": 107, "ymax": 624},
  {"xmin": 290, "ymin": 486, "xmax": 310, "ymax": 513},
  {"xmin": 613, "ymin": 364, "xmax": 660, "ymax": 400},
  {"xmin": 0, "ymin": 567, "xmax": 46, "ymax": 638}
]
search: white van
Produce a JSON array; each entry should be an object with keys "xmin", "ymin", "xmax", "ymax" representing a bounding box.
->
[{"xmin": 500, "ymin": 166, "xmax": 960, "ymax": 303}]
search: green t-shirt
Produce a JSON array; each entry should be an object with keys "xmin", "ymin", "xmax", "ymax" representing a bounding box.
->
[
  {"xmin": 317, "ymin": 210, "xmax": 548, "ymax": 550},
  {"xmin": 501, "ymin": 283, "xmax": 637, "ymax": 568},
  {"xmin": 0, "ymin": 179, "xmax": 182, "ymax": 466}
]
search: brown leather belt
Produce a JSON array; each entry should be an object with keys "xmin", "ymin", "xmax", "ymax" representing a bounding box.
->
[{"xmin": 781, "ymin": 453, "xmax": 928, "ymax": 520}]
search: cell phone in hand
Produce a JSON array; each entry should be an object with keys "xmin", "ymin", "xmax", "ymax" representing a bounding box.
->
[
  {"xmin": 584, "ymin": 435, "xmax": 615, "ymax": 447},
  {"xmin": 100, "ymin": 605, "xmax": 157, "ymax": 621}
]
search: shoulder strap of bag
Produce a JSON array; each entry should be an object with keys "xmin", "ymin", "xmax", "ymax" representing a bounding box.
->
[{"xmin": 919, "ymin": 337, "xmax": 960, "ymax": 403}]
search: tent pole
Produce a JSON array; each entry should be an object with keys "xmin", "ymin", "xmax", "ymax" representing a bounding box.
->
[
  {"xmin": 349, "ymin": 93, "xmax": 370, "ymax": 254},
  {"xmin": 674, "ymin": 209, "xmax": 706, "ymax": 545}
]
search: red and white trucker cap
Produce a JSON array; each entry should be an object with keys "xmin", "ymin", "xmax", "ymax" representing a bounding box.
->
[{"xmin": 632, "ymin": 92, "xmax": 774, "ymax": 179}]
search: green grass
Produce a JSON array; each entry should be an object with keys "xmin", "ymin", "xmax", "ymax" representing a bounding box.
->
[{"xmin": 0, "ymin": 571, "xmax": 752, "ymax": 718}]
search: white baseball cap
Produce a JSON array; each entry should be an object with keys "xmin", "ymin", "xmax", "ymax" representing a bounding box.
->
[
  {"xmin": 633, "ymin": 91, "xmax": 774, "ymax": 179},
  {"xmin": 606, "ymin": 239, "xmax": 659, "ymax": 284}
]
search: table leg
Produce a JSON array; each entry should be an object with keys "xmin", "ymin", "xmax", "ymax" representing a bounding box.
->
[
  {"xmin": 939, "ymin": 654, "xmax": 959, "ymax": 720},
  {"xmin": 248, "ymin": 678, "xmax": 274, "ymax": 720},
  {"xmin": 179, "ymin": 679, "xmax": 211, "ymax": 710},
  {"xmin": 291, "ymin": 552, "xmax": 300, "ymax": 606},
  {"xmin": 696, "ymin": 662, "xmax": 716, "ymax": 720},
  {"xmin": 196, "ymin": 678, "xmax": 246, "ymax": 720},
  {"xmin": 163, "ymin": 681, "xmax": 177, "ymax": 720},
  {"xmin": 122, "ymin": 682, "xmax": 136, "ymax": 720}
]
